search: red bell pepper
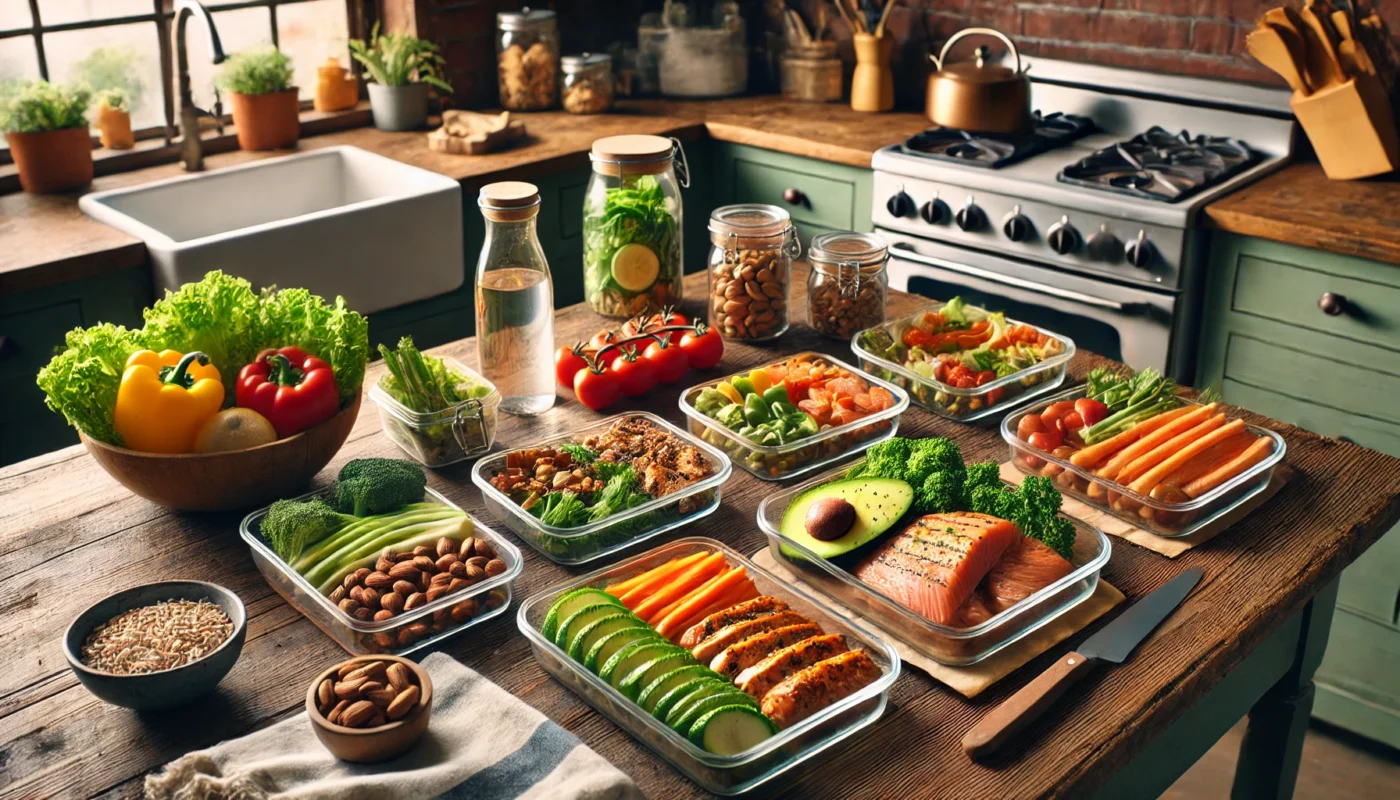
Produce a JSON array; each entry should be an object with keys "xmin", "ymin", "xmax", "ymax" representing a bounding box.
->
[{"xmin": 236, "ymin": 346, "xmax": 340, "ymax": 438}]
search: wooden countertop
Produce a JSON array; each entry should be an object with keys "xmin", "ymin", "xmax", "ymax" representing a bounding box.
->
[
  {"xmin": 0, "ymin": 97, "xmax": 930, "ymax": 296},
  {"xmin": 3, "ymin": 269, "xmax": 1399, "ymax": 798},
  {"xmin": 1204, "ymin": 162, "xmax": 1400, "ymax": 266}
]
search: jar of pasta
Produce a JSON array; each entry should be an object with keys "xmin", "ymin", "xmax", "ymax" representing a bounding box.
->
[
  {"xmin": 497, "ymin": 8, "xmax": 558, "ymax": 111},
  {"xmin": 562, "ymin": 53, "xmax": 615, "ymax": 114},
  {"xmin": 806, "ymin": 231, "xmax": 889, "ymax": 339},
  {"xmin": 707, "ymin": 204, "xmax": 800, "ymax": 342}
]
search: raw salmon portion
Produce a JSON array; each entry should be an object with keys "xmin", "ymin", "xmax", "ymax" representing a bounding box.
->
[
  {"xmin": 952, "ymin": 536, "xmax": 1075, "ymax": 627},
  {"xmin": 853, "ymin": 512, "xmax": 1020, "ymax": 626}
]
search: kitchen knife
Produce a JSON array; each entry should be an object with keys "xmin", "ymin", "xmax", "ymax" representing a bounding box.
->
[
  {"xmin": 1298, "ymin": 2, "xmax": 1348, "ymax": 87},
  {"xmin": 1248, "ymin": 24, "xmax": 1312, "ymax": 94},
  {"xmin": 962, "ymin": 567, "xmax": 1205, "ymax": 760}
]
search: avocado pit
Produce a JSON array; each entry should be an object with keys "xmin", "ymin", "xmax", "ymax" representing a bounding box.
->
[{"xmin": 805, "ymin": 497, "xmax": 857, "ymax": 541}]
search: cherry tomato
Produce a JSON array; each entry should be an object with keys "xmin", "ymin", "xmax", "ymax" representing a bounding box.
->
[
  {"xmin": 1041, "ymin": 400, "xmax": 1076, "ymax": 426},
  {"xmin": 1027, "ymin": 430, "xmax": 1060, "ymax": 453},
  {"xmin": 589, "ymin": 329, "xmax": 620, "ymax": 356},
  {"xmin": 609, "ymin": 348, "xmax": 655, "ymax": 397},
  {"xmin": 1016, "ymin": 414, "xmax": 1045, "ymax": 441},
  {"xmin": 1061, "ymin": 410, "xmax": 1086, "ymax": 431},
  {"xmin": 643, "ymin": 336, "xmax": 689, "ymax": 383},
  {"xmin": 627, "ymin": 308, "xmax": 690, "ymax": 345},
  {"xmin": 554, "ymin": 345, "xmax": 588, "ymax": 387},
  {"xmin": 679, "ymin": 324, "xmax": 724, "ymax": 370},
  {"xmin": 955, "ymin": 374, "xmax": 977, "ymax": 389},
  {"xmin": 975, "ymin": 370, "xmax": 997, "ymax": 386},
  {"xmin": 1075, "ymin": 397, "xmax": 1109, "ymax": 427},
  {"xmin": 573, "ymin": 364, "xmax": 621, "ymax": 411}
]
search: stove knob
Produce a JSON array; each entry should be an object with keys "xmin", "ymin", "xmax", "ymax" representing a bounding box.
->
[
  {"xmin": 1046, "ymin": 216, "xmax": 1080, "ymax": 255},
  {"xmin": 886, "ymin": 189, "xmax": 915, "ymax": 218},
  {"xmin": 1125, "ymin": 230, "xmax": 1155, "ymax": 268},
  {"xmin": 955, "ymin": 198, "xmax": 985, "ymax": 231},
  {"xmin": 1002, "ymin": 205, "xmax": 1032, "ymax": 242},
  {"xmin": 1086, "ymin": 225, "xmax": 1123, "ymax": 262},
  {"xmin": 919, "ymin": 198, "xmax": 947, "ymax": 224}
]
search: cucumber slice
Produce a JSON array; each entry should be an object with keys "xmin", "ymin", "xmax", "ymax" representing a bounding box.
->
[
  {"xmin": 688, "ymin": 705, "xmax": 777, "ymax": 755},
  {"xmin": 568, "ymin": 614, "xmax": 646, "ymax": 663},
  {"xmin": 602, "ymin": 641, "xmax": 683, "ymax": 688},
  {"xmin": 619, "ymin": 653, "xmax": 694, "ymax": 701},
  {"xmin": 541, "ymin": 588, "xmax": 623, "ymax": 642},
  {"xmin": 669, "ymin": 689, "xmax": 761, "ymax": 734},
  {"xmin": 555, "ymin": 603, "xmax": 629, "ymax": 649},
  {"xmin": 664, "ymin": 682, "xmax": 733, "ymax": 729},
  {"xmin": 638, "ymin": 666, "xmax": 721, "ymax": 715},
  {"xmin": 611, "ymin": 243, "xmax": 660, "ymax": 293},
  {"xmin": 585, "ymin": 627, "xmax": 658, "ymax": 673},
  {"xmin": 651, "ymin": 676, "xmax": 726, "ymax": 721}
]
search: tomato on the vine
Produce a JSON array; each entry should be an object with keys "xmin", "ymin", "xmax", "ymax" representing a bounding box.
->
[
  {"xmin": 643, "ymin": 336, "xmax": 689, "ymax": 383},
  {"xmin": 679, "ymin": 324, "xmax": 724, "ymax": 370},
  {"xmin": 589, "ymin": 329, "xmax": 620, "ymax": 355},
  {"xmin": 554, "ymin": 345, "xmax": 588, "ymax": 387},
  {"xmin": 626, "ymin": 308, "xmax": 690, "ymax": 345},
  {"xmin": 609, "ymin": 347, "xmax": 655, "ymax": 397},
  {"xmin": 573, "ymin": 363, "xmax": 621, "ymax": 411}
]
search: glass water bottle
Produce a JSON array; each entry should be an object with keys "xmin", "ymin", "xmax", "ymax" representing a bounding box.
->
[{"xmin": 475, "ymin": 181, "xmax": 556, "ymax": 416}]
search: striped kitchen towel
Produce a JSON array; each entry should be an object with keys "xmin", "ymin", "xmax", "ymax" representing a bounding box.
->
[{"xmin": 144, "ymin": 652, "xmax": 643, "ymax": 800}]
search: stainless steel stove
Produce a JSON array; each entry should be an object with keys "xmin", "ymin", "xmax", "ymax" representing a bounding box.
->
[{"xmin": 872, "ymin": 59, "xmax": 1294, "ymax": 380}]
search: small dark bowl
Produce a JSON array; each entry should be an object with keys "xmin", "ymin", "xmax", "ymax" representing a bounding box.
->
[{"xmin": 63, "ymin": 581, "xmax": 247, "ymax": 710}]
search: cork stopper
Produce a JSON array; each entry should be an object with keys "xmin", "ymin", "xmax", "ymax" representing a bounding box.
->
[{"xmin": 478, "ymin": 181, "xmax": 540, "ymax": 222}]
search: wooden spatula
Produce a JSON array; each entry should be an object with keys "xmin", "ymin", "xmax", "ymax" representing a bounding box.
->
[{"xmin": 1247, "ymin": 24, "xmax": 1312, "ymax": 94}]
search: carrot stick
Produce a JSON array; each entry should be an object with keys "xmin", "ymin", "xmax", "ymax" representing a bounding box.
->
[
  {"xmin": 1116, "ymin": 414, "xmax": 1226, "ymax": 486},
  {"xmin": 648, "ymin": 566, "xmax": 732, "ymax": 626},
  {"xmin": 1129, "ymin": 419, "xmax": 1248, "ymax": 494},
  {"xmin": 617, "ymin": 552, "xmax": 718, "ymax": 608},
  {"xmin": 607, "ymin": 552, "xmax": 706, "ymax": 597},
  {"xmin": 1158, "ymin": 430, "xmax": 1253, "ymax": 490},
  {"xmin": 667, "ymin": 582, "xmax": 761, "ymax": 644},
  {"xmin": 1184, "ymin": 437, "xmax": 1275, "ymax": 498},
  {"xmin": 654, "ymin": 567, "xmax": 750, "ymax": 634},
  {"xmin": 631, "ymin": 552, "xmax": 726, "ymax": 619},
  {"xmin": 1096, "ymin": 404, "xmax": 1216, "ymax": 481},
  {"xmin": 1070, "ymin": 406, "xmax": 1194, "ymax": 469}
]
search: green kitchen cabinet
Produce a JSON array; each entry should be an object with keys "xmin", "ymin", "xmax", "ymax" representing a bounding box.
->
[
  {"xmin": 1198, "ymin": 232, "xmax": 1400, "ymax": 749},
  {"xmin": 1, "ymin": 268, "xmax": 152, "ymax": 466}
]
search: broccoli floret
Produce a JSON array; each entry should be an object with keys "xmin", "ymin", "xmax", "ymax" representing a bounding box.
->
[
  {"xmin": 906, "ymin": 438, "xmax": 963, "ymax": 485},
  {"xmin": 1039, "ymin": 517, "xmax": 1078, "ymax": 560},
  {"xmin": 964, "ymin": 461, "xmax": 1001, "ymax": 494},
  {"xmin": 334, "ymin": 458, "xmax": 427, "ymax": 516},
  {"xmin": 862, "ymin": 437, "xmax": 914, "ymax": 479},
  {"xmin": 917, "ymin": 470, "xmax": 964, "ymax": 514},
  {"xmin": 262, "ymin": 499, "xmax": 352, "ymax": 563},
  {"xmin": 968, "ymin": 484, "xmax": 1014, "ymax": 519}
]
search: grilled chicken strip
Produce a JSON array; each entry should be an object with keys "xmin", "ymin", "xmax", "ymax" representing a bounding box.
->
[
  {"xmin": 691, "ymin": 610, "xmax": 811, "ymax": 664},
  {"xmin": 709, "ymin": 623, "xmax": 823, "ymax": 679},
  {"xmin": 736, "ymin": 634, "xmax": 848, "ymax": 700},
  {"xmin": 761, "ymin": 650, "xmax": 883, "ymax": 730},
  {"xmin": 679, "ymin": 596, "xmax": 790, "ymax": 649}
]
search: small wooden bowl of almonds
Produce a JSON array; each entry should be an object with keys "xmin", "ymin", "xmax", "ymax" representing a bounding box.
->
[{"xmin": 306, "ymin": 655, "xmax": 433, "ymax": 763}]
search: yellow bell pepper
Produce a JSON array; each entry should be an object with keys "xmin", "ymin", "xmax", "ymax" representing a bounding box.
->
[{"xmin": 114, "ymin": 349, "xmax": 225, "ymax": 453}]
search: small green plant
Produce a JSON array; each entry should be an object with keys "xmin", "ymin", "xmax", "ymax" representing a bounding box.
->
[
  {"xmin": 0, "ymin": 79, "xmax": 91, "ymax": 134},
  {"xmin": 349, "ymin": 24, "xmax": 453, "ymax": 92},
  {"xmin": 70, "ymin": 45, "xmax": 145, "ymax": 113},
  {"xmin": 216, "ymin": 46, "xmax": 294, "ymax": 95},
  {"xmin": 95, "ymin": 87, "xmax": 129, "ymax": 113}
]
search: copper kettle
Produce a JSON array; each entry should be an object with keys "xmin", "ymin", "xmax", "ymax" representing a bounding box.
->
[{"xmin": 925, "ymin": 28, "xmax": 1032, "ymax": 134}]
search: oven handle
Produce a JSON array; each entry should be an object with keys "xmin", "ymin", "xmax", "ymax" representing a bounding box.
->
[{"xmin": 889, "ymin": 243, "xmax": 1128, "ymax": 312}]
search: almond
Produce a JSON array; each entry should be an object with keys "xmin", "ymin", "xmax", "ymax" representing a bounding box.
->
[
  {"xmin": 364, "ymin": 587, "xmax": 383, "ymax": 609},
  {"xmin": 407, "ymin": 622, "xmax": 430, "ymax": 639},
  {"xmin": 426, "ymin": 585, "xmax": 449, "ymax": 603},
  {"xmin": 327, "ymin": 698, "xmax": 351, "ymax": 724},
  {"xmin": 386, "ymin": 662, "xmax": 411, "ymax": 691},
  {"xmin": 451, "ymin": 599, "xmax": 479, "ymax": 623},
  {"xmin": 387, "ymin": 562, "xmax": 420, "ymax": 582},
  {"xmin": 413, "ymin": 545, "xmax": 434, "ymax": 558},
  {"xmin": 334, "ymin": 677, "xmax": 366, "ymax": 699},
  {"xmin": 417, "ymin": 571, "xmax": 432, "ymax": 592},
  {"xmin": 338, "ymin": 598, "xmax": 362, "ymax": 616},
  {"xmin": 380, "ymin": 592, "xmax": 404, "ymax": 614},
  {"xmin": 366, "ymin": 687, "xmax": 398, "ymax": 707},
  {"xmin": 474, "ymin": 540, "xmax": 496, "ymax": 560},
  {"xmin": 373, "ymin": 609, "xmax": 394, "ymax": 622},
  {"xmin": 465, "ymin": 563, "xmax": 485, "ymax": 580},
  {"xmin": 358, "ymin": 680, "xmax": 385, "ymax": 696},
  {"xmin": 435, "ymin": 553, "xmax": 459, "ymax": 573},
  {"xmin": 430, "ymin": 572, "xmax": 453, "ymax": 589},
  {"xmin": 353, "ymin": 607, "xmax": 372, "ymax": 621},
  {"xmin": 373, "ymin": 632, "xmax": 396, "ymax": 649},
  {"xmin": 343, "ymin": 572, "xmax": 360, "ymax": 590},
  {"xmin": 368, "ymin": 710, "xmax": 387, "ymax": 728},
  {"xmin": 485, "ymin": 558, "xmax": 507, "ymax": 577},
  {"xmin": 436, "ymin": 537, "xmax": 457, "ymax": 557},
  {"xmin": 365, "ymin": 571, "xmax": 394, "ymax": 590},
  {"xmin": 317, "ymin": 678, "xmax": 334, "ymax": 707},
  {"xmin": 337, "ymin": 661, "xmax": 361, "ymax": 678},
  {"xmin": 405, "ymin": 592, "xmax": 427, "ymax": 611},
  {"xmin": 397, "ymin": 626, "xmax": 420, "ymax": 647},
  {"xmin": 353, "ymin": 567, "xmax": 372, "ymax": 583},
  {"xmin": 458, "ymin": 537, "xmax": 477, "ymax": 558},
  {"xmin": 376, "ymin": 552, "xmax": 395, "ymax": 574},
  {"xmin": 387, "ymin": 685, "xmax": 420, "ymax": 720},
  {"xmin": 448, "ymin": 577, "xmax": 469, "ymax": 593},
  {"xmin": 466, "ymin": 556, "xmax": 489, "ymax": 570},
  {"xmin": 449, "ymin": 561, "xmax": 468, "ymax": 579},
  {"xmin": 349, "ymin": 586, "xmax": 365, "ymax": 604},
  {"xmin": 392, "ymin": 580, "xmax": 417, "ymax": 597},
  {"xmin": 329, "ymin": 586, "xmax": 347, "ymax": 604},
  {"xmin": 341, "ymin": 699, "xmax": 377, "ymax": 728},
  {"xmin": 412, "ymin": 555, "xmax": 436, "ymax": 572}
]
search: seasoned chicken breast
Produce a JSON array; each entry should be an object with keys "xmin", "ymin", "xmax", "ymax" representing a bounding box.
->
[
  {"xmin": 679, "ymin": 596, "xmax": 790, "ymax": 649},
  {"xmin": 691, "ymin": 610, "xmax": 811, "ymax": 664},
  {"xmin": 709, "ymin": 623, "xmax": 824, "ymax": 679},
  {"xmin": 736, "ymin": 634, "xmax": 849, "ymax": 700},
  {"xmin": 760, "ymin": 650, "xmax": 882, "ymax": 729}
]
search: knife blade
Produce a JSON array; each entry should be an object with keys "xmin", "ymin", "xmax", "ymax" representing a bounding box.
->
[{"xmin": 962, "ymin": 567, "xmax": 1204, "ymax": 760}]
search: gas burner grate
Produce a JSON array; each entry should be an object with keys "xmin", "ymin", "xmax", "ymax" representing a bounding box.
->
[
  {"xmin": 900, "ymin": 111, "xmax": 1096, "ymax": 168},
  {"xmin": 1057, "ymin": 126, "xmax": 1260, "ymax": 202}
]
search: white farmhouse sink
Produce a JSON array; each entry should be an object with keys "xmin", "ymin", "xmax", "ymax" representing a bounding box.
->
[{"xmin": 80, "ymin": 145, "xmax": 463, "ymax": 314}]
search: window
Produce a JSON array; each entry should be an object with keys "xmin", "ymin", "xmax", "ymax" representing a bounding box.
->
[{"xmin": 0, "ymin": 1, "xmax": 356, "ymax": 155}]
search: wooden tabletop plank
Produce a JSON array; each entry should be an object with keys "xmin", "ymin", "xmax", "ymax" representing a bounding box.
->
[{"xmin": 2, "ymin": 267, "xmax": 1399, "ymax": 799}]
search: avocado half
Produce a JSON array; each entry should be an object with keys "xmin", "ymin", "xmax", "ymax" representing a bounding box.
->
[{"xmin": 778, "ymin": 477, "xmax": 914, "ymax": 560}]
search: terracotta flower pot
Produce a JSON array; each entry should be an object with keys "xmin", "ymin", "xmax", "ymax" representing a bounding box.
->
[
  {"xmin": 228, "ymin": 88, "xmax": 300, "ymax": 151},
  {"xmin": 98, "ymin": 106, "xmax": 135, "ymax": 150},
  {"xmin": 6, "ymin": 127, "xmax": 94, "ymax": 194}
]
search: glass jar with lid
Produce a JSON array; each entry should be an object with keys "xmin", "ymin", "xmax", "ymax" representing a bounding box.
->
[
  {"xmin": 806, "ymin": 231, "xmax": 890, "ymax": 339},
  {"xmin": 497, "ymin": 8, "xmax": 558, "ymax": 111},
  {"xmin": 708, "ymin": 204, "xmax": 800, "ymax": 341},
  {"xmin": 584, "ymin": 134, "xmax": 688, "ymax": 318},
  {"xmin": 562, "ymin": 53, "xmax": 615, "ymax": 114}
]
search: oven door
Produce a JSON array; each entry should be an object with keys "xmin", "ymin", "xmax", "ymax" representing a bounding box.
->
[{"xmin": 880, "ymin": 230, "xmax": 1183, "ymax": 377}]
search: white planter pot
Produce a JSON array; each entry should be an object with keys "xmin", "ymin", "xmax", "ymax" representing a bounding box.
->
[{"xmin": 368, "ymin": 83, "xmax": 430, "ymax": 131}]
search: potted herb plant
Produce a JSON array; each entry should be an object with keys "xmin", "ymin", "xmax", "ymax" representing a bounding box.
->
[
  {"xmin": 94, "ymin": 88, "xmax": 134, "ymax": 150},
  {"xmin": 217, "ymin": 46, "xmax": 299, "ymax": 151},
  {"xmin": 349, "ymin": 24, "xmax": 454, "ymax": 131},
  {"xmin": 0, "ymin": 79, "xmax": 93, "ymax": 194}
]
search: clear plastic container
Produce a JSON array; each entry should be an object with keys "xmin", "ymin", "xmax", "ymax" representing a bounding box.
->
[
  {"xmin": 708, "ymin": 204, "xmax": 800, "ymax": 342},
  {"xmin": 369, "ymin": 357, "xmax": 500, "ymax": 467},
  {"xmin": 678, "ymin": 352, "xmax": 909, "ymax": 481},
  {"xmin": 1001, "ymin": 385, "xmax": 1288, "ymax": 538},
  {"xmin": 806, "ymin": 231, "xmax": 889, "ymax": 340},
  {"xmin": 516, "ymin": 537, "xmax": 899, "ymax": 795},
  {"xmin": 756, "ymin": 458, "xmax": 1112, "ymax": 665},
  {"xmin": 470, "ymin": 412, "xmax": 732, "ymax": 565},
  {"xmin": 241, "ymin": 488, "xmax": 523, "ymax": 656},
  {"xmin": 497, "ymin": 8, "xmax": 558, "ymax": 111},
  {"xmin": 850, "ymin": 300, "xmax": 1076, "ymax": 422}
]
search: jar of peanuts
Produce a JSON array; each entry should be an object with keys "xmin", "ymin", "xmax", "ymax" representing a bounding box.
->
[
  {"xmin": 707, "ymin": 204, "xmax": 801, "ymax": 342},
  {"xmin": 806, "ymin": 231, "xmax": 889, "ymax": 339}
]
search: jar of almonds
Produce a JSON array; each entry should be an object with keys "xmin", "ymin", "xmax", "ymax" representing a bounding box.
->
[
  {"xmin": 707, "ymin": 204, "xmax": 801, "ymax": 341},
  {"xmin": 497, "ymin": 8, "xmax": 558, "ymax": 111},
  {"xmin": 806, "ymin": 231, "xmax": 889, "ymax": 339}
]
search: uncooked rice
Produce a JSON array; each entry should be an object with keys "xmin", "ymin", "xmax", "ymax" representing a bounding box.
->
[{"xmin": 82, "ymin": 599, "xmax": 233, "ymax": 674}]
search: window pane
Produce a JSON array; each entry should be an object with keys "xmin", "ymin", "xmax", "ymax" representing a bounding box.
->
[
  {"xmin": 46, "ymin": 22, "xmax": 164, "ymax": 131},
  {"xmin": 0, "ymin": 5, "xmax": 31, "ymax": 31},
  {"xmin": 278, "ymin": 0, "xmax": 349, "ymax": 101},
  {"xmin": 189, "ymin": 6, "xmax": 273, "ymax": 113},
  {"xmin": 0, "ymin": 36, "xmax": 41, "ymax": 83},
  {"xmin": 37, "ymin": 1, "xmax": 153, "ymax": 27}
]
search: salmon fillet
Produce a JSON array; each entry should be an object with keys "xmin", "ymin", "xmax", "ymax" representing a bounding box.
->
[
  {"xmin": 952, "ymin": 536, "xmax": 1075, "ymax": 627},
  {"xmin": 760, "ymin": 650, "xmax": 882, "ymax": 730},
  {"xmin": 853, "ymin": 512, "xmax": 1020, "ymax": 626}
]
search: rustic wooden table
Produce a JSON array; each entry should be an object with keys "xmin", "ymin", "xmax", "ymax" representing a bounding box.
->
[{"xmin": 4, "ymin": 267, "xmax": 1400, "ymax": 799}]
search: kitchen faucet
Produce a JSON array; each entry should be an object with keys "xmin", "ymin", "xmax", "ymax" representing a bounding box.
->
[{"xmin": 173, "ymin": 0, "xmax": 226, "ymax": 171}]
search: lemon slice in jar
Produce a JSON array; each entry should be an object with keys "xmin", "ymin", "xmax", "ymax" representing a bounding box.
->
[{"xmin": 611, "ymin": 243, "xmax": 660, "ymax": 293}]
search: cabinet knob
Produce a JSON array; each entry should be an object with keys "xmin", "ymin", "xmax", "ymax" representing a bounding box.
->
[
  {"xmin": 783, "ymin": 187, "xmax": 807, "ymax": 206},
  {"xmin": 1318, "ymin": 292, "xmax": 1348, "ymax": 316}
]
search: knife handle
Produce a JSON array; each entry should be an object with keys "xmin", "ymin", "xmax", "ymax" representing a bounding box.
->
[{"xmin": 962, "ymin": 652, "xmax": 1098, "ymax": 760}]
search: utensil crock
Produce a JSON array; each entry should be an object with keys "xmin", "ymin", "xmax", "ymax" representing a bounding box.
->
[
  {"xmin": 925, "ymin": 27, "xmax": 1031, "ymax": 134},
  {"xmin": 850, "ymin": 33, "xmax": 894, "ymax": 113}
]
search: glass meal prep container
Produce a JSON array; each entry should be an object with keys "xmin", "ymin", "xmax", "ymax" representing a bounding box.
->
[
  {"xmin": 369, "ymin": 357, "xmax": 500, "ymax": 468},
  {"xmin": 241, "ymin": 487, "xmax": 523, "ymax": 657},
  {"xmin": 1001, "ymin": 385, "xmax": 1288, "ymax": 538},
  {"xmin": 678, "ymin": 352, "xmax": 909, "ymax": 482},
  {"xmin": 757, "ymin": 458, "xmax": 1112, "ymax": 666},
  {"xmin": 470, "ymin": 412, "xmax": 732, "ymax": 565},
  {"xmin": 851, "ymin": 300, "xmax": 1076, "ymax": 423},
  {"xmin": 517, "ymin": 536, "xmax": 900, "ymax": 796}
]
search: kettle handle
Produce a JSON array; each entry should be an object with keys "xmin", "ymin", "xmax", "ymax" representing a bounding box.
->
[{"xmin": 932, "ymin": 27, "xmax": 1022, "ymax": 73}]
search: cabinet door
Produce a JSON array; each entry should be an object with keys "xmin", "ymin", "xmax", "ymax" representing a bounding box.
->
[{"xmin": 712, "ymin": 142, "xmax": 873, "ymax": 241}]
